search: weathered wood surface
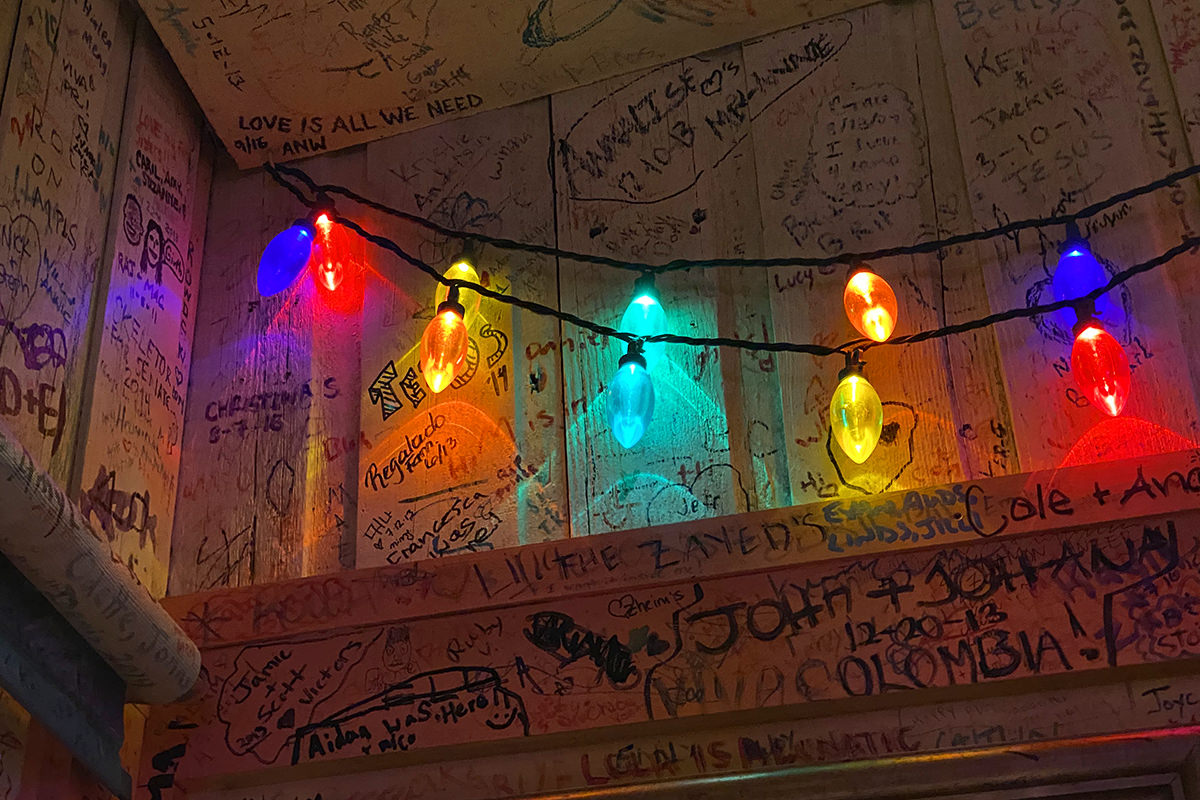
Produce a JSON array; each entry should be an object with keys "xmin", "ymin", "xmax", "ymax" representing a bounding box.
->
[
  {"xmin": 0, "ymin": 3, "xmax": 17, "ymax": 107},
  {"xmin": 76, "ymin": 18, "xmax": 212, "ymax": 599},
  {"xmin": 145, "ymin": 497, "xmax": 1200, "ymax": 792},
  {"xmin": 162, "ymin": 671, "xmax": 1200, "ymax": 799},
  {"xmin": 167, "ymin": 449, "xmax": 1200, "ymax": 648},
  {"xmin": 0, "ymin": 0, "xmax": 134, "ymax": 486},
  {"xmin": 933, "ymin": 0, "xmax": 1200, "ymax": 469},
  {"xmin": 553, "ymin": 42, "xmax": 754, "ymax": 536},
  {"xmin": 0, "ymin": 418, "xmax": 200, "ymax": 705},
  {"xmin": 0, "ymin": 553, "xmax": 128, "ymax": 798},
  {"xmin": 752, "ymin": 2, "xmax": 979, "ymax": 501},
  {"xmin": 171, "ymin": 149, "xmax": 368, "ymax": 595},
  {"xmin": 356, "ymin": 99, "xmax": 567, "ymax": 567},
  {"xmin": 135, "ymin": 0, "xmax": 883, "ymax": 167},
  {"xmin": 169, "ymin": 0, "xmax": 1200, "ymax": 594}
]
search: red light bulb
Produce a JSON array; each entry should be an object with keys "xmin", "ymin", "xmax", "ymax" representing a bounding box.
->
[
  {"xmin": 310, "ymin": 212, "xmax": 364, "ymax": 312},
  {"xmin": 1071, "ymin": 320, "xmax": 1131, "ymax": 416},
  {"xmin": 313, "ymin": 214, "xmax": 341, "ymax": 290}
]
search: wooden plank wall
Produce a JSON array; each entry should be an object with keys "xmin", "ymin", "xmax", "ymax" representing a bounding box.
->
[
  {"xmin": 0, "ymin": 0, "xmax": 133, "ymax": 486},
  {"xmin": 154, "ymin": 671, "xmax": 1200, "ymax": 800},
  {"xmin": 75, "ymin": 17, "xmax": 213, "ymax": 598},
  {"xmin": 0, "ymin": 0, "xmax": 210, "ymax": 598},
  {"xmin": 170, "ymin": 0, "xmax": 1200, "ymax": 592},
  {"xmin": 0, "ymin": 0, "xmax": 210, "ymax": 796},
  {"xmin": 141, "ymin": 453, "xmax": 1200, "ymax": 796}
]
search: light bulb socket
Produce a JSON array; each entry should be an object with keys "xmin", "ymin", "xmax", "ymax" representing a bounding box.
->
[
  {"xmin": 838, "ymin": 350, "xmax": 866, "ymax": 382},
  {"xmin": 847, "ymin": 263, "xmax": 873, "ymax": 278},
  {"xmin": 438, "ymin": 286, "xmax": 465, "ymax": 318},
  {"xmin": 459, "ymin": 239, "xmax": 482, "ymax": 261},
  {"xmin": 633, "ymin": 273, "xmax": 658, "ymax": 301},
  {"xmin": 1071, "ymin": 299, "xmax": 1099, "ymax": 337},
  {"xmin": 1059, "ymin": 220, "xmax": 1087, "ymax": 254},
  {"xmin": 619, "ymin": 340, "xmax": 648, "ymax": 370}
]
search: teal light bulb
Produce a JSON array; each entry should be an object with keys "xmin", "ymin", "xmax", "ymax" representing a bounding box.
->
[
  {"xmin": 619, "ymin": 276, "xmax": 666, "ymax": 371},
  {"xmin": 607, "ymin": 350, "xmax": 655, "ymax": 448}
]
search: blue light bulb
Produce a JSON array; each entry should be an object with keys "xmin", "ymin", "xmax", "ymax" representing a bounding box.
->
[
  {"xmin": 606, "ymin": 350, "xmax": 654, "ymax": 448},
  {"xmin": 1051, "ymin": 241, "xmax": 1119, "ymax": 330},
  {"xmin": 619, "ymin": 276, "xmax": 667, "ymax": 371},
  {"xmin": 257, "ymin": 221, "xmax": 315, "ymax": 296}
]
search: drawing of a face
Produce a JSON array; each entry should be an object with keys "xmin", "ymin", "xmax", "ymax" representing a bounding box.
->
[{"xmin": 384, "ymin": 625, "xmax": 415, "ymax": 670}]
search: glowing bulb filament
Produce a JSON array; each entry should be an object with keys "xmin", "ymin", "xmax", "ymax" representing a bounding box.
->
[
  {"xmin": 844, "ymin": 267, "xmax": 899, "ymax": 342},
  {"xmin": 619, "ymin": 275, "xmax": 667, "ymax": 371},
  {"xmin": 421, "ymin": 296, "xmax": 469, "ymax": 393},
  {"xmin": 607, "ymin": 348, "xmax": 655, "ymax": 448},
  {"xmin": 830, "ymin": 367, "xmax": 883, "ymax": 464},
  {"xmin": 1071, "ymin": 322, "xmax": 1131, "ymax": 417}
]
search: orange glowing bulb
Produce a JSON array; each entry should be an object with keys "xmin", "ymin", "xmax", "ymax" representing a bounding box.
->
[
  {"xmin": 843, "ymin": 267, "xmax": 898, "ymax": 342},
  {"xmin": 1071, "ymin": 322, "xmax": 1131, "ymax": 417},
  {"xmin": 421, "ymin": 295, "xmax": 469, "ymax": 393}
]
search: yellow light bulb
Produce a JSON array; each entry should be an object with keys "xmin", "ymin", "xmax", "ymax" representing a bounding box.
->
[
  {"xmin": 830, "ymin": 369, "xmax": 883, "ymax": 464},
  {"xmin": 435, "ymin": 259, "xmax": 483, "ymax": 323},
  {"xmin": 844, "ymin": 267, "xmax": 898, "ymax": 342},
  {"xmin": 421, "ymin": 300, "xmax": 469, "ymax": 393}
]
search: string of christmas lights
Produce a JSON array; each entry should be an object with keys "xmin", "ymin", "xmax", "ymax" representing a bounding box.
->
[{"xmin": 259, "ymin": 161, "xmax": 1200, "ymax": 459}]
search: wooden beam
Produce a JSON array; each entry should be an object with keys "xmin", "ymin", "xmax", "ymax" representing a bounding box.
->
[
  {"xmin": 167, "ymin": 448, "xmax": 1200, "ymax": 647},
  {"xmin": 0, "ymin": 553, "xmax": 129, "ymax": 799}
]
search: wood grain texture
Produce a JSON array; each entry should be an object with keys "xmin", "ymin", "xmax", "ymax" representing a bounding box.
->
[
  {"xmin": 177, "ymin": 671, "xmax": 1200, "ymax": 800},
  {"xmin": 0, "ymin": 0, "xmax": 134, "ymax": 486},
  {"xmin": 552, "ymin": 44, "xmax": 753, "ymax": 536},
  {"xmin": 0, "ymin": 2, "xmax": 17, "ymax": 106},
  {"xmin": 140, "ymin": 483, "xmax": 1200, "ymax": 792},
  {"xmin": 933, "ymin": 0, "xmax": 1200, "ymax": 470},
  {"xmin": 0, "ymin": 417, "xmax": 200, "ymax": 704},
  {"xmin": 168, "ymin": 1, "xmax": 1200, "ymax": 601},
  {"xmin": 1146, "ymin": 0, "xmax": 1200, "ymax": 449},
  {"xmin": 355, "ymin": 99, "xmax": 568, "ymax": 568},
  {"xmin": 751, "ymin": 3, "xmax": 969, "ymax": 502},
  {"xmin": 0, "ymin": 553, "xmax": 127, "ymax": 798},
  {"xmin": 164, "ymin": 450, "xmax": 1200, "ymax": 648},
  {"xmin": 0, "ymin": 691, "xmax": 29, "ymax": 800},
  {"xmin": 171, "ymin": 149, "xmax": 368, "ymax": 593},
  {"xmin": 132, "ymin": 0, "xmax": 882, "ymax": 167},
  {"xmin": 75, "ymin": 18, "xmax": 211, "ymax": 598}
]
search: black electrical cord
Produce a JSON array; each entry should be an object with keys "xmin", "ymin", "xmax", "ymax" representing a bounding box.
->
[
  {"xmin": 263, "ymin": 162, "xmax": 1200, "ymax": 358},
  {"xmin": 267, "ymin": 160, "xmax": 1200, "ymax": 273}
]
